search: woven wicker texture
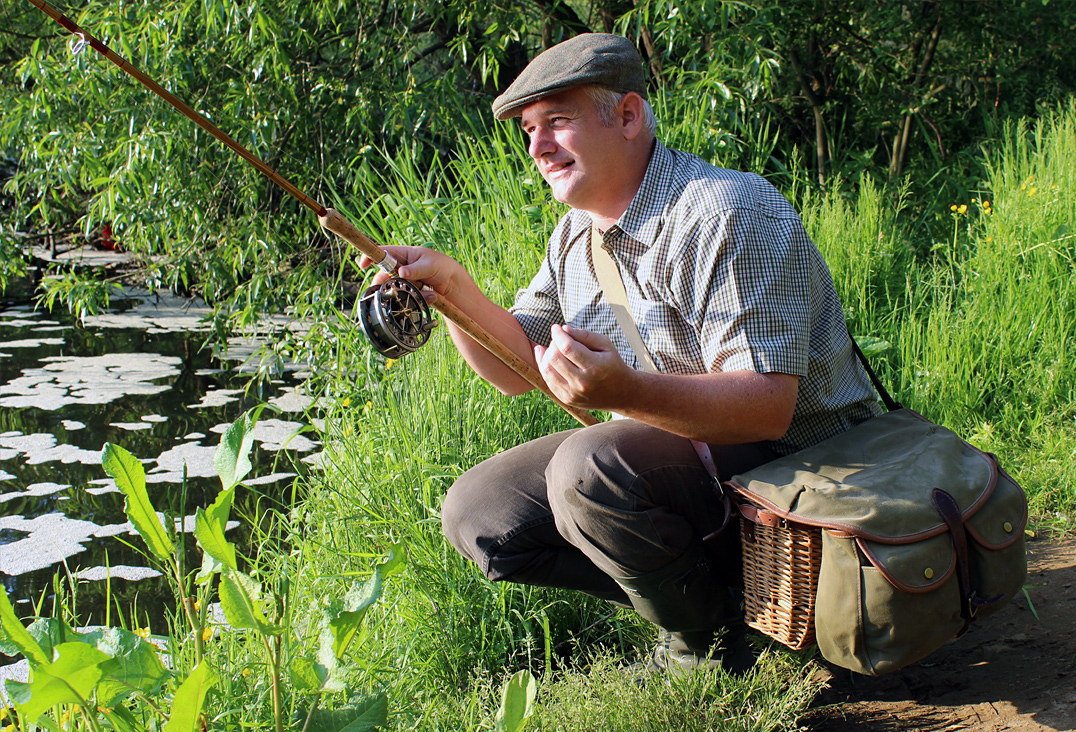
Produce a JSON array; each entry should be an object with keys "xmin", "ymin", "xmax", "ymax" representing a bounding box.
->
[{"xmin": 740, "ymin": 517, "xmax": 822, "ymax": 651}]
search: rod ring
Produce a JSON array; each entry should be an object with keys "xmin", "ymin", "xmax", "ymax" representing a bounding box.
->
[{"xmin": 69, "ymin": 32, "xmax": 88, "ymax": 55}]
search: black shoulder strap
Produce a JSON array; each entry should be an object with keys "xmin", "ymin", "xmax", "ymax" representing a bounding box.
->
[{"xmin": 848, "ymin": 332, "xmax": 902, "ymax": 412}]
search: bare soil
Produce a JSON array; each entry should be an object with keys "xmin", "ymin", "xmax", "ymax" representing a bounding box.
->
[{"xmin": 803, "ymin": 536, "xmax": 1076, "ymax": 731}]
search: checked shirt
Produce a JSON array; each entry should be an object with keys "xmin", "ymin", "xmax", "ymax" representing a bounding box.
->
[{"xmin": 510, "ymin": 140, "xmax": 881, "ymax": 455}]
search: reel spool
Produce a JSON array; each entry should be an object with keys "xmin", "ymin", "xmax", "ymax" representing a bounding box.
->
[{"xmin": 357, "ymin": 277, "xmax": 438, "ymax": 358}]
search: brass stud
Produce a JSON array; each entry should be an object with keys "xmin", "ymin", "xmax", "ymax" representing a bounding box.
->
[
  {"xmin": 1004, "ymin": 522, "xmax": 1013, "ymax": 533},
  {"xmin": 924, "ymin": 567, "xmax": 934, "ymax": 579}
]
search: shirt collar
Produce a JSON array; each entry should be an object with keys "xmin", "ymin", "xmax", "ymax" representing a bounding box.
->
[{"xmin": 610, "ymin": 139, "xmax": 674, "ymax": 248}]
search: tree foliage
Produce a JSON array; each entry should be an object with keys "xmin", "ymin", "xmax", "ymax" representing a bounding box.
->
[{"xmin": 1, "ymin": 0, "xmax": 1074, "ymax": 345}]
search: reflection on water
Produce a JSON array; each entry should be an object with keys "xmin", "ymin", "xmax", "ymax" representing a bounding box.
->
[{"xmin": 0, "ymin": 290, "xmax": 318, "ymax": 627}]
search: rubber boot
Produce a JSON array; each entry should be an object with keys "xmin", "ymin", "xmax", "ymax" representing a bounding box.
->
[{"xmin": 614, "ymin": 543, "xmax": 755, "ymax": 677}]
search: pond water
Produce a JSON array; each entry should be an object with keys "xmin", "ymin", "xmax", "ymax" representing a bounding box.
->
[{"xmin": 0, "ymin": 290, "xmax": 320, "ymax": 628}]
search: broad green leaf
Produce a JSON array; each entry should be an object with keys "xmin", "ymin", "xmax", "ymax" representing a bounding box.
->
[
  {"xmin": 101, "ymin": 443, "xmax": 175, "ymax": 560},
  {"xmin": 14, "ymin": 642, "xmax": 115, "ymax": 721},
  {"xmin": 306, "ymin": 693, "xmax": 388, "ymax": 732},
  {"xmin": 219, "ymin": 568, "xmax": 283, "ymax": 635},
  {"xmin": 495, "ymin": 670, "xmax": 537, "ymax": 732},
  {"xmin": 25, "ymin": 618, "xmax": 76, "ymax": 661},
  {"xmin": 214, "ymin": 412, "xmax": 256, "ymax": 490},
  {"xmin": 194, "ymin": 503, "xmax": 237, "ymax": 571},
  {"xmin": 329, "ymin": 548, "xmax": 405, "ymax": 659},
  {"xmin": 315, "ymin": 616, "xmax": 345, "ymax": 694},
  {"xmin": 204, "ymin": 483, "xmax": 237, "ymax": 532},
  {"xmin": 855, "ymin": 335, "xmax": 892, "ymax": 356},
  {"xmin": 0, "ymin": 587, "xmax": 48, "ymax": 666},
  {"xmin": 289, "ymin": 656, "xmax": 325, "ymax": 692},
  {"xmin": 380, "ymin": 543, "xmax": 407, "ymax": 579},
  {"xmin": 195, "ymin": 550, "xmax": 224, "ymax": 584},
  {"xmin": 329, "ymin": 570, "xmax": 382, "ymax": 660},
  {"xmin": 81, "ymin": 627, "xmax": 170, "ymax": 706},
  {"xmin": 164, "ymin": 660, "xmax": 217, "ymax": 732}
]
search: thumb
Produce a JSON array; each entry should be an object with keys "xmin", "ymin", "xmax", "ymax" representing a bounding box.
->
[{"xmin": 559, "ymin": 325, "xmax": 613, "ymax": 352}]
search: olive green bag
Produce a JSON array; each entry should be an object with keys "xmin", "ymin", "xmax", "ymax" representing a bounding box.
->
[{"xmin": 726, "ymin": 345, "xmax": 1028, "ymax": 676}]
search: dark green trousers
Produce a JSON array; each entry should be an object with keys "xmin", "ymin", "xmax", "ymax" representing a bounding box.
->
[{"xmin": 441, "ymin": 419, "xmax": 777, "ymax": 606}]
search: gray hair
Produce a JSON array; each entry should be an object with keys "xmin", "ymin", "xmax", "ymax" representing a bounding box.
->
[{"xmin": 583, "ymin": 85, "xmax": 657, "ymax": 134}]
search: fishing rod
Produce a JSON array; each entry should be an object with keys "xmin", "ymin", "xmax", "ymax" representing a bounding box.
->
[{"xmin": 24, "ymin": 0, "xmax": 597, "ymax": 427}]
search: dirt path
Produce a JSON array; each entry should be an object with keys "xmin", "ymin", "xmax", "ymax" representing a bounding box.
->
[{"xmin": 803, "ymin": 536, "xmax": 1076, "ymax": 731}]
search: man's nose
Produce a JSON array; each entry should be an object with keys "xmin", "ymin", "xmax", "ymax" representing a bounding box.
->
[{"xmin": 528, "ymin": 127, "xmax": 554, "ymax": 159}]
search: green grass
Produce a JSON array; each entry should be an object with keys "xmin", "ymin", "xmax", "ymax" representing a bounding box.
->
[
  {"xmin": 7, "ymin": 98, "xmax": 1074, "ymax": 732},
  {"xmin": 293, "ymin": 99, "xmax": 1076, "ymax": 730}
]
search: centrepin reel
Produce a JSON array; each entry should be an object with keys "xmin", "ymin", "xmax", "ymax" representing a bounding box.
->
[{"xmin": 357, "ymin": 277, "xmax": 438, "ymax": 358}]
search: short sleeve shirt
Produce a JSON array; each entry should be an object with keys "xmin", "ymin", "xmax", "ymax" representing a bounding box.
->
[{"xmin": 510, "ymin": 140, "xmax": 881, "ymax": 455}]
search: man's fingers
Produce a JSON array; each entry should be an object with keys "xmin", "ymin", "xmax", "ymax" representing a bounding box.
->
[{"xmin": 559, "ymin": 325, "xmax": 612, "ymax": 351}]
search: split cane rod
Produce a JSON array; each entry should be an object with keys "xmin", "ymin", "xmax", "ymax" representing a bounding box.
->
[{"xmin": 24, "ymin": 0, "xmax": 598, "ymax": 427}]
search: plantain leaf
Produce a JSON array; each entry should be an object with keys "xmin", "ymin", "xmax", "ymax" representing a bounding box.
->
[
  {"xmin": 329, "ymin": 547, "xmax": 407, "ymax": 660},
  {"xmin": 164, "ymin": 660, "xmax": 217, "ymax": 732},
  {"xmin": 289, "ymin": 656, "xmax": 325, "ymax": 693},
  {"xmin": 81, "ymin": 627, "xmax": 170, "ymax": 707},
  {"xmin": 306, "ymin": 693, "xmax": 388, "ymax": 732},
  {"xmin": 219, "ymin": 568, "xmax": 283, "ymax": 636},
  {"xmin": 855, "ymin": 335, "xmax": 892, "ymax": 356},
  {"xmin": 379, "ymin": 543, "xmax": 407, "ymax": 579},
  {"xmin": 194, "ymin": 506, "xmax": 237, "ymax": 572},
  {"xmin": 14, "ymin": 642, "xmax": 115, "ymax": 721},
  {"xmin": 0, "ymin": 587, "xmax": 48, "ymax": 666},
  {"xmin": 101, "ymin": 443, "xmax": 175, "ymax": 560},
  {"xmin": 495, "ymin": 670, "xmax": 537, "ymax": 732},
  {"xmin": 214, "ymin": 412, "xmax": 257, "ymax": 490}
]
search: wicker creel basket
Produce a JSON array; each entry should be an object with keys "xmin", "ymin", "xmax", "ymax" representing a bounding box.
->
[{"xmin": 738, "ymin": 503, "xmax": 823, "ymax": 651}]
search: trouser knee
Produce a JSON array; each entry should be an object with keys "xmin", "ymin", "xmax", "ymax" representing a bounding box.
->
[{"xmin": 440, "ymin": 471, "xmax": 486, "ymax": 572}]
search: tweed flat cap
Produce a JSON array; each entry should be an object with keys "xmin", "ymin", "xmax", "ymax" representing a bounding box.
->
[{"xmin": 491, "ymin": 34, "xmax": 647, "ymax": 120}]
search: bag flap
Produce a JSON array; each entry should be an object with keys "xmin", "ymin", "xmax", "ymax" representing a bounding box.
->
[
  {"xmin": 727, "ymin": 409, "xmax": 997, "ymax": 543},
  {"xmin": 857, "ymin": 533, "xmax": 955, "ymax": 593},
  {"xmin": 965, "ymin": 467, "xmax": 1028, "ymax": 550}
]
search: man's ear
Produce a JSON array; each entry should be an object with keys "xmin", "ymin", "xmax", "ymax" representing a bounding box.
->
[{"xmin": 618, "ymin": 92, "xmax": 646, "ymax": 140}]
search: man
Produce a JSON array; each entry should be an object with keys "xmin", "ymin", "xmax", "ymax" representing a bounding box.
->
[{"xmin": 363, "ymin": 33, "xmax": 881, "ymax": 674}]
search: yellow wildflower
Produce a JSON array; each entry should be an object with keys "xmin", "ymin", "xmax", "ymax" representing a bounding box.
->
[
  {"xmin": 950, "ymin": 204, "xmax": 958, "ymax": 211},
  {"xmin": 364, "ymin": 401, "xmax": 373, "ymax": 410},
  {"xmin": 4, "ymin": 724, "xmax": 14, "ymax": 732},
  {"xmin": 202, "ymin": 627, "xmax": 213, "ymax": 642},
  {"xmin": 385, "ymin": 358, "xmax": 397, "ymax": 370},
  {"xmin": 242, "ymin": 668, "xmax": 252, "ymax": 677},
  {"xmin": 193, "ymin": 600, "xmax": 202, "ymax": 612},
  {"xmin": 957, "ymin": 204, "xmax": 968, "ymax": 215},
  {"xmin": 134, "ymin": 627, "xmax": 150, "ymax": 638},
  {"xmin": 1028, "ymin": 187, "xmax": 1038, "ymax": 197},
  {"xmin": 341, "ymin": 396, "xmax": 351, "ymax": 407}
]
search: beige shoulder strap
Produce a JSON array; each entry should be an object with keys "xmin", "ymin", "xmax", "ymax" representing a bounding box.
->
[
  {"xmin": 590, "ymin": 226, "xmax": 658, "ymax": 373},
  {"xmin": 589, "ymin": 225, "xmax": 722, "ymax": 484}
]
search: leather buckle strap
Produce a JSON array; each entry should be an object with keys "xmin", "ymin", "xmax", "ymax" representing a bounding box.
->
[{"xmin": 932, "ymin": 488, "xmax": 974, "ymax": 635}]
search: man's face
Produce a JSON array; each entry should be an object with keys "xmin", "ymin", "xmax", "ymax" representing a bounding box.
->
[{"xmin": 519, "ymin": 86, "xmax": 628, "ymax": 213}]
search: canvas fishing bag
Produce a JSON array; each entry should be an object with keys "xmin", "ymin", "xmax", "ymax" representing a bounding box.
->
[
  {"xmin": 726, "ymin": 363, "xmax": 1029, "ymax": 676},
  {"xmin": 588, "ymin": 222, "xmax": 1028, "ymax": 676}
]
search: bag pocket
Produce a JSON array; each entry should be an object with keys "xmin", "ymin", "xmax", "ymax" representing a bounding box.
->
[{"xmin": 815, "ymin": 531, "xmax": 966, "ymax": 676}]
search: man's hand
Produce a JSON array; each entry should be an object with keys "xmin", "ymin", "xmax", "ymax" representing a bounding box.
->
[
  {"xmin": 359, "ymin": 245, "xmax": 464, "ymax": 303},
  {"xmin": 534, "ymin": 325, "xmax": 638, "ymax": 410}
]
